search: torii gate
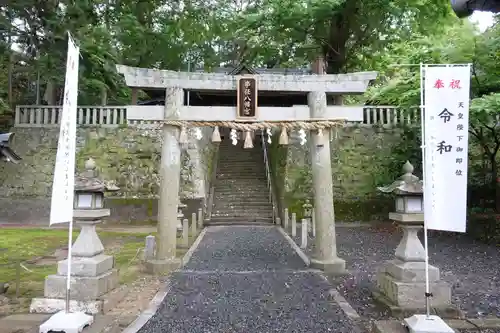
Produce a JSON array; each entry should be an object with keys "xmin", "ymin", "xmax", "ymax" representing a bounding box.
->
[{"xmin": 116, "ymin": 63, "xmax": 377, "ymax": 274}]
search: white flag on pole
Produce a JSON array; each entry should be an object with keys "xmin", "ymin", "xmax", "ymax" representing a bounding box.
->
[
  {"xmin": 49, "ymin": 37, "xmax": 80, "ymax": 225},
  {"xmin": 423, "ymin": 65, "xmax": 471, "ymax": 233}
]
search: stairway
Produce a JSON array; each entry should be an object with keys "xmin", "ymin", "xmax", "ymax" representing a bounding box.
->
[{"xmin": 208, "ymin": 133, "xmax": 274, "ymax": 225}]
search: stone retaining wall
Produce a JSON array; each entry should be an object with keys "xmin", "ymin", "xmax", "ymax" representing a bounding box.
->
[
  {"xmin": 0, "ymin": 125, "xmax": 401, "ymax": 223},
  {"xmin": 0, "ymin": 126, "xmax": 216, "ymax": 223},
  {"xmin": 270, "ymin": 126, "xmax": 403, "ymax": 222}
]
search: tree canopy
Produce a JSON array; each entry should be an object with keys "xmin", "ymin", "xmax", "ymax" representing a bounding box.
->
[{"xmin": 0, "ymin": 0, "xmax": 461, "ymax": 109}]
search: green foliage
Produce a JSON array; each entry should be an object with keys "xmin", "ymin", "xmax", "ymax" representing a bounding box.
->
[
  {"xmin": 0, "ymin": 0, "xmax": 459, "ymax": 113},
  {"xmin": 366, "ymin": 18, "xmax": 500, "ymax": 193},
  {"xmin": 381, "ymin": 125, "xmax": 423, "ymax": 181},
  {"xmin": 235, "ymin": 0, "xmax": 453, "ymax": 72},
  {"xmin": 365, "ymin": 21, "xmax": 477, "ymax": 107}
]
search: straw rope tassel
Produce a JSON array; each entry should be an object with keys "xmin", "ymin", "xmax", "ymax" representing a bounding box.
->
[
  {"xmin": 244, "ymin": 131, "xmax": 254, "ymax": 149},
  {"xmin": 211, "ymin": 126, "xmax": 221, "ymax": 143},
  {"xmin": 316, "ymin": 128, "xmax": 326, "ymax": 146},
  {"xmin": 279, "ymin": 127, "xmax": 289, "ymax": 145},
  {"xmin": 178, "ymin": 126, "xmax": 188, "ymax": 144}
]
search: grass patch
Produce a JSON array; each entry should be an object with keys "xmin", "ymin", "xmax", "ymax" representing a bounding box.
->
[
  {"xmin": 0, "ymin": 228, "xmax": 200, "ymax": 300},
  {"xmin": 0, "ymin": 228, "xmax": 77, "ymax": 298}
]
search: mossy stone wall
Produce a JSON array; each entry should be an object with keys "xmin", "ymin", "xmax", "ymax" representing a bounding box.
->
[
  {"xmin": 269, "ymin": 126, "xmax": 403, "ymax": 222},
  {"xmin": 0, "ymin": 126, "xmax": 216, "ymax": 223}
]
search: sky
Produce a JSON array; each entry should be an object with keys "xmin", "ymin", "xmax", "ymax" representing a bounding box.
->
[{"xmin": 469, "ymin": 11, "xmax": 495, "ymax": 32}]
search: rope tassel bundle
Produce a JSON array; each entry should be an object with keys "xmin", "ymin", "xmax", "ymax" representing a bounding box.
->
[
  {"xmin": 159, "ymin": 119, "xmax": 345, "ymax": 146},
  {"xmin": 316, "ymin": 128, "xmax": 326, "ymax": 147},
  {"xmin": 178, "ymin": 126, "xmax": 188, "ymax": 145},
  {"xmin": 244, "ymin": 131, "xmax": 254, "ymax": 149},
  {"xmin": 279, "ymin": 127, "xmax": 289, "ymax": 145},
  {"xmin": 211, "ymin": 126, "xmax": 221, "ymax": 143}
]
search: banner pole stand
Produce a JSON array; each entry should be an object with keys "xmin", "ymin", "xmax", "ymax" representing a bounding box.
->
[{"xmin": 403, "ymin": 63, "xmax": 454, "ymax": 333}]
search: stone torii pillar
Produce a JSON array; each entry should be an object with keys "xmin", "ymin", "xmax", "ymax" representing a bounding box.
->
[
  {"xmin": 308, "ymin": 90, "xmax": 345, "ymax": 273},
  {"xmin": 145, "ymin": 87, "xmax": 183, "ymax": 274},
  {"xmin": 309, "ymin": 57, "xmax": 345, "ymax": 273}
]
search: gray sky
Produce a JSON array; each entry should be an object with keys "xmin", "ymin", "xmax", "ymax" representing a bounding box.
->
[{"xmin": 469, "ymin": 11, "xmax": 495, "ymax": 32}]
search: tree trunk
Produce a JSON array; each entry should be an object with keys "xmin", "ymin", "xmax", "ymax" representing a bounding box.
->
[
  {"xmin": 43, "ymin": 81, "xmax": 57, "ymax": 105},
  {"xmin": 324, "ymin": 1, "xmax": 358, "ymax": 74},
  {"xmin": 100, "ymin": 87, "xmax": 108, "ymax": 105},
  {"xmin": 7, "ymin": 52, "xmax": 13, "ymax": 110}
]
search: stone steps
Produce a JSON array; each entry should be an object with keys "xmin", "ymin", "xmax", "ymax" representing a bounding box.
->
[
  {"xmin": 210, "ymin": 141, "xmax": 274, "ymax": 226},
  {"xmin": 213, "ymin": 198, "xmax": 271, "ymax": 203},
  {"xmin": 213, "ymin": 201, "xmax": 272, "ymax": 207},
  {"xmin": 214, "ymin": 182, "xmax": 269, "ymax": 188},
  {"xmin": 214, "ymin": 192, "xmax": 269, "ymax": 197},
  {"xmin": 211, "ymin": 214, "xmax": 273, "ymax": 220},
  {"xmin": 216, "ymin": 173, "xmax": 267, "ymax": 178},
  {"xmin": 217, "ymin": 165, "xmax": 266, "ymax": 169},
  {"xmin": 212, "ymin": 207, "xmax": 273, "ymax": 214},
  {"xmin": 206, "ymin": 216, "xmax": 274, "ymax": 225},
  {"xmin": 216, "ymin": 175, "xmax": 266, "ymax": 179}
]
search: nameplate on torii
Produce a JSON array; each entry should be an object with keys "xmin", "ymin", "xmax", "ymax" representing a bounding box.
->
[{"xmin": 237, "ymin": 76, "xmax": 258, "ymax": 120}]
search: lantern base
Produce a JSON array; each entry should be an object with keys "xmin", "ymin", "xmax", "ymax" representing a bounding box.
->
[{"xmin": 39, "ymin": 310, "xmax": 93, "ymax": 333}]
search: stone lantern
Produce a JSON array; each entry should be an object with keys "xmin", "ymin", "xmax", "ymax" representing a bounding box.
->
[
  {"xmin": 71, "ymin": 158, "xmax": 119, "ymax": 257},
  {"xmin": 374, "ymin": 161, "xmax": 453, "ymax": 315},
  {"xmin": 302, "ymin": 199, "xmax": 313, "ymax": 233},
  {"xmin": 177, "ymin": 200, "xmax": 186, "ymax": 234},
  {"xmin": 30, "ymin": 158, "xmax": 120, "ymax": 315},
  {"xmin": 303, "ymin": 199, "xmax": 313, "ymax": 219}
]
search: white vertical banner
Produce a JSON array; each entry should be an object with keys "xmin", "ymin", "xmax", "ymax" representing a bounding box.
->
[
  {"xmin": 49, "ymin": 36, "xmax": 80, "ymax": 225},
  {"xmin": 423, "ymin": 64, "xmax": 471, "ymax": 233}
]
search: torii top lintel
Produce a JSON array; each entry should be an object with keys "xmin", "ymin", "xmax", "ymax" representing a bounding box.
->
[{"xmin": 116, "ymin": 65, "xmax": 378, "ymax": 94}]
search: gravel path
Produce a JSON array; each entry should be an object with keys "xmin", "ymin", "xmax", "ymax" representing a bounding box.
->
[
  {"xmin": 291, "ymin": 224, "xmax": 500, "ymax": 320},
  {"xmin": 139, "ymin": 226, "xmax": 361, "ymax": 333}
]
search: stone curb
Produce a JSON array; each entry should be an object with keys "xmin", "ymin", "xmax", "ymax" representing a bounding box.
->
[
  {"xmin": 180, "ymin": 227, "xmax": 208, "ymax": 267},
  {"xmin": 277, "ymin": 226, "xmax": 310, "ymax": 266},
  {"xmin": 316, "ymin": 273, "xmax": 362, "ymax": 323},
  {"xmin": 120, "ymin": 227, "xmax": 209, "ymax": 333}
]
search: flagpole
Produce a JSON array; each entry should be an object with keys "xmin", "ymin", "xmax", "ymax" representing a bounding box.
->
[
  {"xmin": 419, "ymin": 63, "xmax": 432, "ymax": 317},
  {"xmin": 64, "ymin": 32, "xmax": 78, "ymax": 314},
  {"xmin": 65, "ymin": 217, "xmax": 73, "ymax": 312}
]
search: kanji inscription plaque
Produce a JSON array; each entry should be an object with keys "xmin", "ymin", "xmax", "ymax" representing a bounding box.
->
[{"xmin": 237, "ymin": 77, "xmax": 258, "ymax": 119}]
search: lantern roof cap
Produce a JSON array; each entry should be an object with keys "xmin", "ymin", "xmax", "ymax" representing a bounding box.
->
[
  {"xmin": 377, "ymin": 161, "xmax": 423, "ymax": 195},
  {"xmin": 75, "ymin": 158, "xmax": 120, "ymax": 193}
]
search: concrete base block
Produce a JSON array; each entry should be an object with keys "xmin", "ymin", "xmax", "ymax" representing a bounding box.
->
[
  {"xmin": 44, "ymin": 269, "xmax": 118, "ymax": 300},
  {"xmin": 310, "ymin": 257, "xmax": 346, "ymax": 275},
  {"xmin": 144, "ymin": 258, "xmax": 181, "ymax": 275},
  {"xmin": 372, "ymin": 319, "xmax": 500, "ymax": 333},
  {"xmin": 376, "ymin": 272, "xmax": 451, "ymax": 309},
  {"xmin": 39, "ymin": 310, "xmax": 94, "ymax": 333},
  {"xmin": 57, "ymin": 254, "xmax": 114, "ymax": 277},
  {"xmin": 30, "ymin": 298, "xmax": 103, "ymax": 315},
  {"xmin": 384, "ymin": 259, "xmax": 440, "ymax": 282},
  {"xmin": 404, "ymin": 314, "xmax": 455, "ymax": 333}
]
